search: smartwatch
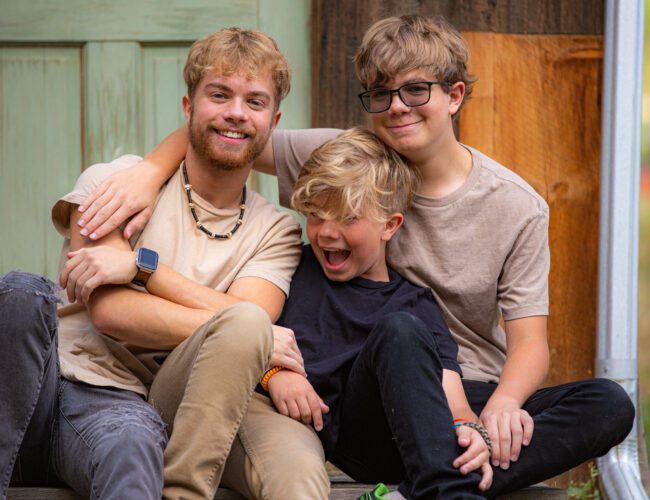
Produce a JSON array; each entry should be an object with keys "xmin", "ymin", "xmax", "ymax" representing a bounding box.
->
[{"xmin": 132, "ymin": 247, "xmax": 158, "ymax": 288}]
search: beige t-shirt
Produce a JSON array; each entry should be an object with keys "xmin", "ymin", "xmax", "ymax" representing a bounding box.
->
[
  {"xmin": 273, "ymin": 129, "xmax": 549, "ymax": 383},
  {"xmin": 52, "ymin": 155, "xmax": 302, "ymax": 396}
]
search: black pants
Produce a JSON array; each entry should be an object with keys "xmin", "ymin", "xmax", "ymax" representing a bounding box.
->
[{"xmin": 328, "ymin": 312, "xmax": 635, "ymax": 499}]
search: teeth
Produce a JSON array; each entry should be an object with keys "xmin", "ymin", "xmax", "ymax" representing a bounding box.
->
[{"xmin": 219, "ymin": 130, "xmax": 246, "ymax": 139}]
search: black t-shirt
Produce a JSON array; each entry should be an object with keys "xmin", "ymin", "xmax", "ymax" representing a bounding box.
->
[{"xmin": 272, "ymin": 245, "xmax": 460, "ymax": 450}]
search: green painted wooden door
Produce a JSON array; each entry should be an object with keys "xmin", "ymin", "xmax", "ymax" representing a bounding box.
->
[{"xmin": 0, "ymin": 0, "xmax": 310, "ymax": 279}]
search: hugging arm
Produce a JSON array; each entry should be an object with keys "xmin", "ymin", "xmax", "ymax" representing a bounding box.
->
[{"xmin": 78, "ymin": 124, "xmax": 278, "ymax": 240}]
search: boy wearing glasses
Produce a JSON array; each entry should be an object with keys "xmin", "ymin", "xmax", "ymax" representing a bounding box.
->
[{"xmin": 76, "ymin": 15, "xmax": 634, "ymax": 499}]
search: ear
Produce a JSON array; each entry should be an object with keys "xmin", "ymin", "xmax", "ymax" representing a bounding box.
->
[
  {"xmin": 270, "ymin": 110, "xmax": 281, "ymax": 131},
  {"xmin": 182, "ymin": 95, "xmax": 192, "ymax": 123},
  {"xmin": 447, "ymin": 82, "xmax": 465, "ymax": 116},
  {"xmin": 381, "ymin": 213, "xmax": 404, "ymax": 242}
]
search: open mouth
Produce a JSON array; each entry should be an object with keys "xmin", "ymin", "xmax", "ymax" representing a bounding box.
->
[{"xmin": 323, "ymin": 248, "xmax": 351, "ymax": 267}]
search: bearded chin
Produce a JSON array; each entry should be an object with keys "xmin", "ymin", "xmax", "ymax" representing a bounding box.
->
[{"xmin": 188, "ymin": 117, "xmax": 269, "ymax": 172}]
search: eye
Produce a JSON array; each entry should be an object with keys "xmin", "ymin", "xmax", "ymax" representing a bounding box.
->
[
  {"xmin": 248, "ymin": 98, "xmax": 267, "ymax": 110},
  {"xmin": 210, "ymin": 91, "xmax": 227, "ymax": 101},
  {"xmin": 369, "ymin": 89, "xmax": 390, "ymax": 101},
  {"xmin": 342, "ymin": 216, "xmax": 359, "ymax": 226},
  {"xmin": 403, "ymin": 83, "xmax": 430, "ymax": 95}
]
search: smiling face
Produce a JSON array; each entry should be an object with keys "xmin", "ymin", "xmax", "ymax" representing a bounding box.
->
[
  {"xmin": 183, "ymin": 70, "xmax": 281, "ymax": 171},
  {"xmin": 368, "ymin": 70, "xmax": 464, "ymax": 165},
  {"xmin": 306, "ymin": 197, "xmax": 403, "ymax": 283}
]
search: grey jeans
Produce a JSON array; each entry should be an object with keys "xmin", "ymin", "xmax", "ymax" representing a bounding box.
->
[{"xmin": 0, "ymin": 271, "xmax": 167, "ymax": 500}]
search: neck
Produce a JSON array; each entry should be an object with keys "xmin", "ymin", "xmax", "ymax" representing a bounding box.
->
[
  {"xmin": 409, "ymin": 132, "xmax": 473, "ymax": 199},
  {"xmin": 184, "ymin": 148, "xmax": 251, "ymax": 208}
]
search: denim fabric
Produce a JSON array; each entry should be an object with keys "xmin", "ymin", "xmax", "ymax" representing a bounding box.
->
[
  {"xmin": 1, "ymin": 272, "xmax": 167, "ymax": 500},
  {"xmin": 330, "ymin": 312, "xmax": 485, "ymax": 500}
]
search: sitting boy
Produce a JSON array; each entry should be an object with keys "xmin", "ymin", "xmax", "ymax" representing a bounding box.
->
[{"xmin": 264, "ymin": 127, "xmax": 491, "ymax": 499}]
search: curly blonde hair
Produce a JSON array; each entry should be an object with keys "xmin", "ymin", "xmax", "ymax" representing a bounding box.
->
[
  {"xmin": 291, "ymin": 127, "xmax": 418, "ymax": 223},
  {"xmin": 184, "ymin": 27, "xmax": 291, "ymax": 107}
]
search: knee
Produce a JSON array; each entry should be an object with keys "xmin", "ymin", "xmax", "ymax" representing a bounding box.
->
[
  {"xmin": 367, "ymin": 312, "xmax": 432, "ymax": 352},
  {"xmin": 205, "ymin": 302, "xmax": 273, "ymax": 361},
  {"xmin": 589, "ymin": 378, "xmax": 635, "ymax": 438},
  {"xmin": 0, "ymin": 272, "xmax": 60, "ymax": 340},
  {"xmin": 94, "ymin": 402, "xmax": 168, "ymax": 465}
]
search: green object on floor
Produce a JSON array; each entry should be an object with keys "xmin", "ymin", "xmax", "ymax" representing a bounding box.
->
[{"xmin": 357, "ymin": 483, "xmax": 391, "ymax": 500}]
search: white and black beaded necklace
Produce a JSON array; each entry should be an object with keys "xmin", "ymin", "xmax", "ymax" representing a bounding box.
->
[{"xmin": 182, "ymin": 162, "xmax": 246, "ymax": 240}]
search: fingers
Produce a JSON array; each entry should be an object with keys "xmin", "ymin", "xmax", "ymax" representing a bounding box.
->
[
  {"xmin": 479, "ymin": 462, "xmax": 493, "ymax": 491},
  {"xmin": 454, "ymin": 431, "xmax": 489, "ymax": 474},
  {"xmin": 77, "ymin": 187, "xmax": 119, "ymax": 234},
  {"xmin": 509, "ymin": 411, "xmax": 524, "ymax": 463},
  {"xmin": 123, "ymin": 208, "xmax": 152, "ymax": 240},
  {"xmin": 496, "ymin": 413, "xmax": 512, "ymax": 469},
  {"xmin": 482, "ymin": 414, "xmax": 500, "ymax": 468},
  {"xmin": 78, "ymin": 180, "xmax": 109, "ymax": 214},
  {"xmin": 81, "ymin": 195, "xmax": 125, "ymax": 240},
  {"xmin": 521, "ymin": 410, "xmax": 534, "ymax": 448}
]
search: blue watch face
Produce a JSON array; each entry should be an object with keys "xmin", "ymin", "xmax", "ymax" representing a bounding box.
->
[{"xmin": 137, "ymin": 248, "xmax": 158, "ymax": 271}]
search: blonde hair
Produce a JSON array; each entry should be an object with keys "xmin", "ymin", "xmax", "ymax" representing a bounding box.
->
[
  {"xmin": 184, "ymin": 27, "xmax": 291, "ymax": 106},
  {"xmin": 354, "ymin": 15, "xmax": 477, "ymax": 107},
  {"xmin": 291, "ymin": 127, "xmax": 418, "ymax": 223}
]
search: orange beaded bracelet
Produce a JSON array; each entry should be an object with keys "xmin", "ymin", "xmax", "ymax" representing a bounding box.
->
[{"xmin": 260, "ymin": 366, "xmax": 285, "ymax": 391}]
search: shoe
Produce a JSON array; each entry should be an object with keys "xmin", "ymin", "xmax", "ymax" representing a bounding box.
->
[{"xmin": 357, "ymin": 483, "xmax": 390, "ymax": 500}]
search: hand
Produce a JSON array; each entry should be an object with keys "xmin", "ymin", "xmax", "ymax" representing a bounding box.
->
[
  {"xmin": 267, "ymin": 370, "xmax": 329, "ymax": 431},
  {"xmin": 59, "ymin": 246, "xmax": 137, "ymax": 303},
  {"xmin": 271, "ymin": 325, "xmax": 306, "ymax": 376},
  {"xmin": 77, "ymin": 160, "xmax": 160, "ymax": 240},
  {"xmin": 453, "ymin": 424, "xmax": 493, "ymax": 491},
  {"xmin": 480, "ymin": 395, "xmax": 534, "ymax": 470}
]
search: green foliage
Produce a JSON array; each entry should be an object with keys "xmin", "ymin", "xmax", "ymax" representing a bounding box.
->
[{"xmin": 567, "ymin": 463, "xmax": 601, "ymax": 500}]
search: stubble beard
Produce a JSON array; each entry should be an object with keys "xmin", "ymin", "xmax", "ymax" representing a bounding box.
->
[{"xmin": 188, "ymin": 113, "xmax": 271, "ymax": 172}]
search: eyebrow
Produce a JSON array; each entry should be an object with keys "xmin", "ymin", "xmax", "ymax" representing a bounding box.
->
[{"xmin": 204, "ymin": 83, "xmax": 271, "ymax": 100}]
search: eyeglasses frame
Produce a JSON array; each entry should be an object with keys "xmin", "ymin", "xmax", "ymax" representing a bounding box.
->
[{"xmin": 357, "ymin": 81, "xmax": 452, "ymax": 114}]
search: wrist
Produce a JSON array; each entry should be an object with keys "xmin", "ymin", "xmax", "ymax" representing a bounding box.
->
[{"xmin": 261, "ymin": 366, "xmax": 285, "ymax": 391}]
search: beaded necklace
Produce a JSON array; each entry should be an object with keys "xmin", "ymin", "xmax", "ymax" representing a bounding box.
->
[{"xmin": 182, "ymin": 162, "xmax": 246, "ymax": 240}]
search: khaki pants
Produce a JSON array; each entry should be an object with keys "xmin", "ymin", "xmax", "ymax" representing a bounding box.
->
[
  {"xmin": 222, "ymin": 393, "xmax": 330, "ymax": 500},
  {"xmin": 149, "ymin": 302, "xmax": 272, "ymax": 500}
]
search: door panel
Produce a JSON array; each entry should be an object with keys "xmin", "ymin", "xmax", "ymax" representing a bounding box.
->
[
  {"xmin": 0, "ymin": 46, "xmax": 82, "ymax": 277},
  {"xmin": 0, "ymin": 1, "xmax": 310, "ymax": 279}
]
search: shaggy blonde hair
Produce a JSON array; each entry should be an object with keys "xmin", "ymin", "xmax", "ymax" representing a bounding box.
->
[
  {"xmin": 291, "ymin": 127, "xmax": 418, "ymax": 223},
  {"xmin": 354, "ymin": 15, "xmax": 477, "ymax": 107},
  {"xmin": 184, "ymin": 27, "xmax": 291, "ymax": 106}
]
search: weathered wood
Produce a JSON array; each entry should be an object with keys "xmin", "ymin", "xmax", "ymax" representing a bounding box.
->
[
  {"xmin": 460, "ymin": 32, "xmax": 603, "ymax": 387},
  {"xmin": 311, "ymin": 0, "xmax": 604, "ymax": 129},
  {"xmin": 0, "ymin": 0, "xmax": 258, "ymax": 42}
]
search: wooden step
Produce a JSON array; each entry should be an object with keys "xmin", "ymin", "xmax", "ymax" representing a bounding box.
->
[{"xmin": 7, "ymin": 484, "xmax": 567, "ymax": 499}]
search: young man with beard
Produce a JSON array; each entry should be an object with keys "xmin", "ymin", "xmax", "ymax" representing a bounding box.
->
[{"xmin": 0, "ymin": 28, "xmax": 303, "ymax": 500}]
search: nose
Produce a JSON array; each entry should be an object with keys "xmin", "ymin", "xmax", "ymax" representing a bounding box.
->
[
  {"xmin": 222, "ymin": 97, "xmax": 248, "ymax": 122},
  {"xmin": 318, "ymin": 219, "xmax": 341, "ymax": 240},
  {"xmin": 387, "ymin": 90, "xmax": 409, "ymax": 115}
]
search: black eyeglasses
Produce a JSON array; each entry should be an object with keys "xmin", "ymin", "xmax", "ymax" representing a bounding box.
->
[{"xmin": 358, "ymin": 81, "xmax": 450, "ymax": 113}]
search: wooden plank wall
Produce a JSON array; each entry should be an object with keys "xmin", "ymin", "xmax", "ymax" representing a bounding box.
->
[{"xmin": 312, "ymin": 0, "xmax": 605, "ymax": 487}]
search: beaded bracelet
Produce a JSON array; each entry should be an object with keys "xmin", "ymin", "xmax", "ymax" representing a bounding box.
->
[
  {"xmin": 260, "ymin": 366, "xmax": 284, "ymax": 391},
  {"xmin": 454, "ymin": 421, "xmax": 493, "ymax": 457}
]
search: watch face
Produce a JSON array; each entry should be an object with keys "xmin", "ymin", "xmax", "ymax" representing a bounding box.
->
[{"xmin": 138, "ymin": 248, "xmax": 159, "ymax": 272}]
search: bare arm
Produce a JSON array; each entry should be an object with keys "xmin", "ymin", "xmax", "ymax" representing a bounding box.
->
[
  {"xmin": 62, "ymin": 206, "xmax": 304, "ymax": 370},
  {"xmin": 480, "ymin": 315, "xmax": 548, "ymax": 470},
  {"xmin": 442, "ymin": 369, "xmax": 492, "ymax": 491},
  {"xmin": 78, "ymin": 126, "xmax": 189, "ymax": 240}
]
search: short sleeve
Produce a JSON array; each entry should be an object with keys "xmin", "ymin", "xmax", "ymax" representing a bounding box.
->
[
  {"xmin": 51, "ymin": 155, "xmax": 142, "ymax": 237},
  {"xmin": 233, "ymin": 211, "xmax": 302, "ymax": 296},
  {"xmin": 274, "ymin": 129, "xmax": 342, "ymax": 208},
  {"xmin": 497, "ymin": 209, "xmax": 550, "ymax": 320}
]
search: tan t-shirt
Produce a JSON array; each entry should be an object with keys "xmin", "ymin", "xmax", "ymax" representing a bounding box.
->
[
  {"xmin": 52, "ymin": 155, "xmax": 302, "ymax": 396},
  {"xmin": 273, "ymin": 129, "xmax": 549, "ymax": 383}
]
